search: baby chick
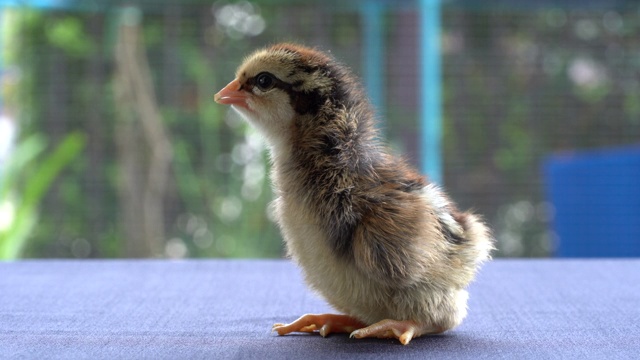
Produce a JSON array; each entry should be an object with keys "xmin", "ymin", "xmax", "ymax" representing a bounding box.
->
[{"xmin": 214, "ymin": 43, "xmax": 493, "ymax": 345}]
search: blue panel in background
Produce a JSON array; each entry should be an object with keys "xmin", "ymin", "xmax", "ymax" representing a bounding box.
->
[{"xmin": 544, "ymin": 146, "xmax": 640, "ymax": 257}]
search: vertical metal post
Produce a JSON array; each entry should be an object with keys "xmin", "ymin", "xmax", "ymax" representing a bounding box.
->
[
  {"xmin": 419, "ymin": 0, "xmax": 442, "ymax": 184},
  {"xmin": 361, "ymin": 0, "xmax": 385, "ymax": 121}
]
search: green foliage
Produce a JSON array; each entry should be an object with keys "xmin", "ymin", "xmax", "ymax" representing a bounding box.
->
[
  {"xmin": 0, "ymin": 133, "xmax": 85, "ymax": 259},
  {"xmin": 7, "ymin": 4, "xmax": 640, "ymax": 259},
  {"xmin": 5, "ymin": 6, "xmax": 286, "ymax": 259},
  {"xmin": 46, "ymin": 16, "xmax": 95, "ymax": 57}
]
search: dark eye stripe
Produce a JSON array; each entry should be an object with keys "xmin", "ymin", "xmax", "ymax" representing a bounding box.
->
[
  {"xmin": 244, "ymin": 72, "xmax": 291, "ymax": 94},
  {"xmin": 243, "ymin": 72, "xmax": 325, "ymax": 115}
]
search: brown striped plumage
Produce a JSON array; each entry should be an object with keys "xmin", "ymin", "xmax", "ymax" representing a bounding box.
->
[{"xmin": 215, "ymin": 43, "xmax": 494, "ymax": 345}]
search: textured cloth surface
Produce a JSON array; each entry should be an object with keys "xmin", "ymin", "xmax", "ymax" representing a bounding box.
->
[{"xmin": 1, "ymin": 259, "xmax": 639, "ymax": 359}]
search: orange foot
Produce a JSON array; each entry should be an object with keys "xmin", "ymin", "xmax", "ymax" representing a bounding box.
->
[
  {"xmin": 273, "ymin": 314, "xmax": 367, "ymax": 338},
  {"xmin": 350, "ymin": 319, "xmax": 445, "ymax": 345}
]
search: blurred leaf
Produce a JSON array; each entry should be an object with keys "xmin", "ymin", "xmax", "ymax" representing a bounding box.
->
[
  {"xmin": 46, "ymin": 17, "xmax": 95, "ymax": 57},
  {"xmin": 0, "ymin": 135, "xmax": 46, "ymax": 200},
  {"xmin": 0, "ymin": 132, "xmax": 85, "ymax": 259}
]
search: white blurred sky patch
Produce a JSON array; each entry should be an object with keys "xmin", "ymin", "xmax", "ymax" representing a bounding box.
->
[{"xmin": 0, "ymin": 113, "xmax": 16, "ymax": 165}]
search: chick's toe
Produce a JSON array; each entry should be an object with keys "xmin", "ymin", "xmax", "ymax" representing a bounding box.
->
[
  {"xmin": 350, "ymin": 319, "xmax": 445, "ymax": 345},
  {"xmin": 272, "ymin": 314, "xmax": 367, "ymax": 337}
]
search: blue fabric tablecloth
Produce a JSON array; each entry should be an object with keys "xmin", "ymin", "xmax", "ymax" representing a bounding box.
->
[{"xmin": 1, "ymin": 259, "xmax": 639, "ymax": 359}]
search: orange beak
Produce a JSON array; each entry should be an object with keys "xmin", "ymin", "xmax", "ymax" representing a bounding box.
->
[{"xmin": 214, "ymin": 79, "xmax": 248, "ymax": 109}]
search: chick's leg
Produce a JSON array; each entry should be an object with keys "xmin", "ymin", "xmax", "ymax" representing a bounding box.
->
[
  {"xmin": 350, "ymin": 319, "xmax": 445, "ymax": 345},
  {"xmin": 273, "ymin": 314, "xmax": 367, "ymax": 338}
]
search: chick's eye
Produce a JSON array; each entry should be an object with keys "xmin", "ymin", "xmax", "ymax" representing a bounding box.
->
[{"xmin": 255, "ymin": 73, "xmax": 275, "ymax": 91}]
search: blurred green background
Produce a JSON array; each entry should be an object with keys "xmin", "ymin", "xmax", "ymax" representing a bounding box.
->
[{"xmin": 1, "ymin": 0, "xmax": 639, "ymax": 259}]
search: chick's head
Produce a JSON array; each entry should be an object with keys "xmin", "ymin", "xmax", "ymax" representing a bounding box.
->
[{"xmin": 214, "ymin": 44, "xmax": 337, "ymax": 140}]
